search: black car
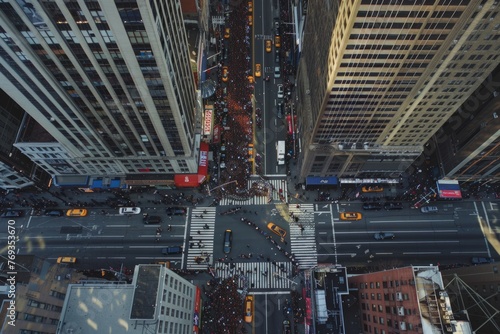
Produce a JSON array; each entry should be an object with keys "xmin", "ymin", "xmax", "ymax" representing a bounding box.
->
[
  {"xmin": 0, "ymin": 210, "xmax": 24, "ymax": 218},
  {"xmin": 471, "ymin": 257, "xmax": 494, "ymax": 265},
  {"xmin": 275, "ymin": 49, "xmax": 280, "ymax": 63},
  {"xmin": 277, "ymin": 102, "xmax": 284, "ymax": 119},
  {"xmin": 362, "ymin": 203, "xmax": 382, "ymax": 210},
  {"xmin": 166, "ymin": 207, "xmax": 186, "ymax": 216},
  {"xmin": 44, "ymin": 209, "xmax": 64, "ymax": 217},
  {"xmin": 384, "ymin": 202, "xmax": 403, "ymax": 210},
  {"xmin": 143, "ymin": 215, "xmax": 162, "ymax": 224}
]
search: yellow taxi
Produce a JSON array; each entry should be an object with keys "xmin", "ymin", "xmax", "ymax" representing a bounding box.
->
[
  {"xmin": 248, "ymin": 75, "xmax": 254, "ymax": 83},
  {"xmin": 362, "ymin": 186, "xmax": 384, "ymax": 193},
  {"xmin": 66, "ymin": 208, "xmax": 88, "ymax": 217},
  {"xmin": 248, "ymin": 15, "xmax": 253, "ymax": 26},
  {"xmin": 248, "ymin": 1, "xmax": 253, "ymax": 13},
  {"xmin": 244, "ymin": 295, "xmax": 253, "ymax": 323},
  {"xmin": 222, "ymin": 66, "xmax": 228, "ymax": 82},
  {"xmin": 267, "ymin": 222, "xmax": 287, "ymax": 238},
  {"xmin": 274, "ymin": 35, "xmax": 281, "ymax": 48},
  {"xmin": 57, "ymin": 257, "xmax": 77, "ymax": 264},
  {"xmin": 265, "ymin": 39, "xmax": 272, "ymax": 53},
  {"xmin": 224, "ymin": 28, "xmax": 230, "ymax": 39},
  {"xmin": 255, "ymin": 63, "xmax": 261, "ymax": 77},
  {"xmin": 339, "ymin": 212, "xmax": 363, "ymax": 221}
]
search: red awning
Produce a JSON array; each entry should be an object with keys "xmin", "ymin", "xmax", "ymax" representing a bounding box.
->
[
  {"xmin": 198, "ymin": 142, "xmax": 209, "ymax": 176},
  {"xmin": 174, "ymin": 174, "xmax": 201, "ymax": 188}
]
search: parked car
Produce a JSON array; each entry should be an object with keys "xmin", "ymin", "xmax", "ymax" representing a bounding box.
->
[
  {"xmin": 162, "ymin": 246, "xmax": 183, "ymax": 255},
  {"xmin": 274, "ymin": 18, "xmax": 280, "ymax": 34},
  {"xmin": 277, "ymin": 84, "xmax": 284, "ymax": 99},
  {"xmin": 471, "ymin": 257, "xmax": 494, "ymax": 265},
  {"xmin": 420, "ymin": 206, "xmax": 438, "ymax": 213},
  {"xmin": 374, "ymin": 232, "xmax": 395, "ymax": 240},
  {"xmin": 339, "ymin": 212, "xmax": 362, "ymax": 221},
  {"xmin": 362, "ymin": 186, "xmax": 384, "ymax": 193},
  {"xmin": 166, "ymin": 207, "xmax": 186, "ymax": 216},
  {"xmin": 244, "ymin": 295, "xmax": 254, "ymax": 323},
  {"xmin": 224, "ymin": 27, "xmax": 230, "ymax": 39},
  {"xmin": 384, "ymin": 202, "xmax": 403, "ymax": 210},
  {"xmin": 0, "ymin": 210, "xmax": 24, "ymax": 218},
  {"xmin": 267, "ymin": 222, "xmax": 287, "ymax": 238},
  {"xmin": 275, "ymin": 49, "xmax": 280, "ymax": 63},
  {"xmin": 66, "ymin": 208, "xmax": 88, "ymax": 217},
  {"xmin": 44, "ymin": 209, "xmax": 64, "ymax": 217},
  {"xmin": 248, "ymin": 1, "xmax": 252, "ymax": 13},
  {"xmin": 362, "ymin": 202, "xmax": 382, "ymax": 211},
  {"xmin": 223, "ymin": 229, "xmax": 232, "ymax": 254},
  {"xmin": 274, "ymin": 35, "xmax": 281, "ymax": 48},
  {"xmin": 118, "ymin": 207, "xmax": 141, "ymax": 215}
]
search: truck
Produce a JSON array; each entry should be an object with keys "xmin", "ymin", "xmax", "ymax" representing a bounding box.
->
[{"xmin": 276, "ymin": 140, "xmax": 285, "ymax": 165}]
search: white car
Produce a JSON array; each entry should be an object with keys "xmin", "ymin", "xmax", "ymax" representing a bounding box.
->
[
  {"xmin": 274, "ymin": 66, "xmax": 280, "ymax": 78},
  {"xmin": 277, "ymin": 84, "xmax": 284, "ymax": 99},
  {"xmin": 119, "ymin": 207, "xmax": 141, "ymax": 215}
]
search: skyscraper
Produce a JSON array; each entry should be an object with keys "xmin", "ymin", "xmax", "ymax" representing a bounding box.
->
[
  {"xmin": 0, "ymin": 0, "xmax": 199, "ymax": 185},
  {"xmin": 296, "ymin": 0, "xmax": 500, "ymax": 179}
]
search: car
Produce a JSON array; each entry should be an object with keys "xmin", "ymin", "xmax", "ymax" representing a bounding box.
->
[
  {"xmin": 222, "ymin": 115, "xmax": 228, "ymax": 126},
  {"xmin": 162, "ymin": 246, "xmax": 183, "ymax": 255},
  {"xmin": 472, "ymin": 257, "xmax": 494, "ymax": 265},
  {"xmin": 363, "ymin": 202, "xmax": 382, "ymax": 210},
  {"xmin": 248, "ymin": 1, "xmax": 252, "ymax": 13},
  {"xmin": 277, "ymin": 102, "xmax": 284, "ymax": 118},
  {"xmin": 374, "ymin": 232, "xmax": 395, "ymax": 240},
  {"xmin": 248, "ymin": 143, "xmax": 254, "ymax": 157},
  {"xmin": 384, "ymin": 202, "xmax": 404, "ymax": 210},
  {"xmin": 265, "ymin": 39, "xmax": 272, "ymax": 52},
  {"xmin": 244, "ymin": 295, "xmax": 253, "ymax": 323},
  {"xmin": 222, "ymin": 66, "xmax": 228, "ymax": 82},
  {"xmin": 44, "ymin": 209, "xmax": 64, "ymax": 217},
  {"xmin": 57, "ymin": 257, "xmax": 77, "ymax": 264},
  {"xmin": 118, "ymin": 207, "xmax": 141, "ymax": 215},
  {"xmin": 0, "ymin": 210, "xmax": 24, "ymax": 218},
  {"xmin": 277, "ymin": 84, "xmax": 284, "ymax": 99},
  {"xmin": 274, "ymin": 66, "xmax": 280, "ymax": 78},
  {"xmin": 248, "ymin": 75, "xmax": 254, "ymax": 83},
  {"xmin": 220, "ymin": 162, "xmax": 226, "ymax": 169},
  {"xmin": 274, "ymin": 18, "xmax": 280, "ymax": 34},
  {"xmin": 274, "ymin": 35, "xmax": 281, "ymax": 48},
  {"xmin": 275, "ymin": 50, "xmax": 280, "ymax": 63},
  {"xmin": 340, "ymin": 212, "xmax": 362, "ymax": 221},
  {"xmin": 255, "ymin": 63, "xmax": 261, "ymax": 77},
  {"xmin": 267, "ymin": 222, "xmax": 287, "ymax": 238},
  {"xmin": 282, "ymin": 320, "xmax": 291, "ymax": 334},
  {"xmin": 166, "ymin": 207, "xmax": 186, "ymax": 216},
  {"xmin": 223, "ymin": 229, "xmax": 232, "ymax": 254},
  {"xmin": 224, "ymin": 27, "xmax": 230, "ymax": 39},
  {"xmin": 66, "ymin": 208, "xmax": 88, "ymax": 217},
  {"xmin": 248, "ymin": 15, "xmax": 253, "ymax": 26},
  {"xmin": 362, "ymin": 186, "xmax": 384, "ymax": 193},
  {"xmin": 421, "ymin": 206, "xmax": 438, "ymax": 213},
  {"xmin": 143, "ymin": 215, "xmax": 161, "ymax": 224}
]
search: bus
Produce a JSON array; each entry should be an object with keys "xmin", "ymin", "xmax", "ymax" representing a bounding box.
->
[{"xmin": 276, "ymin": 140, "xmax": 285, "ymax": 165}]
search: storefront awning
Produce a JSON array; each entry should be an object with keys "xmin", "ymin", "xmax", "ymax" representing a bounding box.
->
[
  {"xmin": 437, "ymin": 180, "xmax": 462, "ymax": 199},
  {"xmin": 306, "ymin": 176, "xmax": 338, "ymax": 186},
  {"xmin": 110, "ymin": 179, "xmax": 121, "ymax": 188},
  {"xmin": 198, "ymin": 142, "xmax": 209, "ymax": 176},
  {"xmin": 90, "ymin": 179, "xmax": 103, "ymax": 189},
  {"xmin": 174, "ymin": 174, "xmax": 204, "ymax": 188}
]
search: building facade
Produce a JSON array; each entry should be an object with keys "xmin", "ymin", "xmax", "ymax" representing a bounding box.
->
[
  {"xmin": 296, "ymin": 0, "xmax": 500, "ymax": 179},
  {"xmin": 57, "ymin": 264, "xmax": 199, "ymax": 334},
  {"xmin": 349, "ymin": 266, "xmax": 472, "ymax": 334},
  {"xmin": 0, "ymin": 0, "xmax": 200, "ymax": 183}
]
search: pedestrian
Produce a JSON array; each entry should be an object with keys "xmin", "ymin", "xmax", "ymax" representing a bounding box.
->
[{"xmin": 197, "ymin": 230, "xmax": 201, "ymax": 235}]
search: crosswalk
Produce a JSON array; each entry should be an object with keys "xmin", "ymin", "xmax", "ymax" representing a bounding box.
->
[
  {"xmin": 214, "ymin": 261, "xmax": 293, "ymax": 290},
  {"xmin": 289, "ymin": 203, "xmax": 317, "ymax": 269},
  {"xmin": 219, "ymin": 178, "xmax": 288, "ymax": 206},
  {"xmin": 186, "ymin": 207, "xmax": 216, "ymax": 269}
]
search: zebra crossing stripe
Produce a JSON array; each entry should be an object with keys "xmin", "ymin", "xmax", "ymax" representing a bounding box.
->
[
  {"xmin": 289, "ymin": 203, "xmax": 317, "ymax": 269},
  {"xmin": 213, "ymin": 261, "xmax": 293, "ymax": 290},
  {"xmin": 187, "ymin": 207, "xmax": 216, "ymax": 269},
  {"xmin": 219, "ymin": 179, "xmax": 288, "ymax": 206}
]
